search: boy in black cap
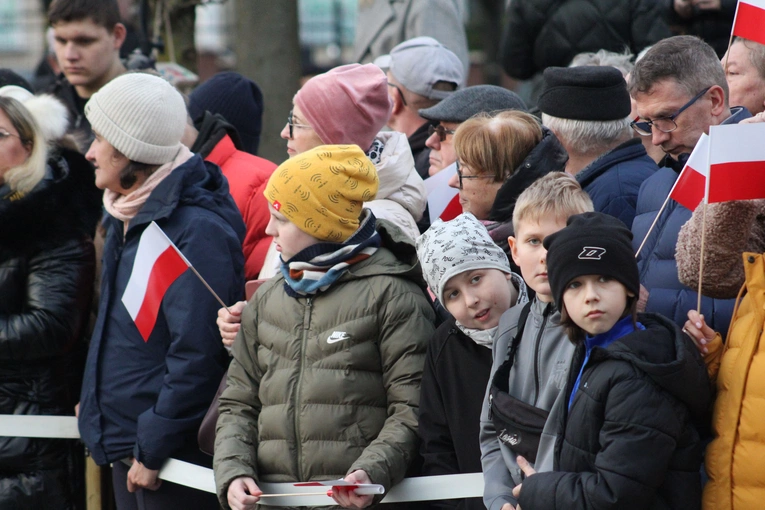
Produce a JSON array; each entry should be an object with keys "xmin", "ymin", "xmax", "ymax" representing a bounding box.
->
[
  {"xmin": 509, "ymin": 212, "xmax": 710, "ymax": 510},
  {"xmin": 539, "ymin": 66, "xmax": 657, "ymax": 227}
]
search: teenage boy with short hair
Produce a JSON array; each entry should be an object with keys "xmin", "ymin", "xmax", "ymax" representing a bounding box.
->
[
  {"xmin": 480, "ymin": 172, "xmax": 593, "ymax": 510},
  {"xmin": 48, "ymin": 0, "xmax": 127, "ymax": 150}
]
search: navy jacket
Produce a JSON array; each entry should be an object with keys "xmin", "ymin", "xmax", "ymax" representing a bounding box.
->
[
  {"xmin": 576, "ymin": 138, "xmax": 657, "ymax": 228},
  {"xmin": 79, "ymin": 154, "xmax": 245, "ymax": 468},
  {"xmin": 631, "ymin": 107, "xmax": 751, "ymax": 338}
]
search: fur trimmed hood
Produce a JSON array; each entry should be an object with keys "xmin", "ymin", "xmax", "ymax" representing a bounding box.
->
[{"xmin": 0, "ymin": 88, "xmax": 69, "ymax": 144}]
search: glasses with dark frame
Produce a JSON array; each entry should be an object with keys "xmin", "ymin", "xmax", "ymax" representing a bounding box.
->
[
  {"xmin": 455, "ymin": 160, "xmax": 497, "ymax": 190},
  {"xmin": 387, "ymin": 82, "xmax": 408, "ymax": 107},
  {"xmin": 630, "ymin": 86, "xmax": 712, "ymax": 136},
  {"xmin": 287, "ymin": 109, "xmax": 313, "ymax": 139},
  {"xmin": 428, "ymin": 124, "xmax": 456, "ymax": 142}
]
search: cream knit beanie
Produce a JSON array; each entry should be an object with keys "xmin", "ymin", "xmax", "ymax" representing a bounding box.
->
[{"xmin": 85, "ymin": 73, "xmax": 186, "ymax": 165}]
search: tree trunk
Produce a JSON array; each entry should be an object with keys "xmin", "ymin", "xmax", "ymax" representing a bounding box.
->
[{"xmin": 233, "ymin": 0, "xmax": 300, "ymax": 164}]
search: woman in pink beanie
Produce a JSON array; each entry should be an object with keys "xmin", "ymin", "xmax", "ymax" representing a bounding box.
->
[{"xmin": 276, "ymin": 63, "xmax": 426, "ymax": 245}]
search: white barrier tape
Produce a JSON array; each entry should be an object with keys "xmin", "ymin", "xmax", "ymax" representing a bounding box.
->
[
  {"xmin": 0, "ymin": 414, "xmax": 80, "ymax": 439},
  {"xmin": 0, "ymin": 415, "xmax": 486, "ymax": 504}
]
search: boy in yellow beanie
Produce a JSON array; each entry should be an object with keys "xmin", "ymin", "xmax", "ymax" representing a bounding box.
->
[{"xmin": 213, "ymin": 144, "xmax": 436, "ymax": 510}]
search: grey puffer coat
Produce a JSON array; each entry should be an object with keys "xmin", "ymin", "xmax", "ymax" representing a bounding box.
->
[{"xmin": 214, "ymin": 220, "xmax": 435, "ymax": 508}]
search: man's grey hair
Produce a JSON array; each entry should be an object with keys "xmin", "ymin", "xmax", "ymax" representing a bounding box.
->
[
  {"xmin": 570, "ymin": 48, "xmax": 634, "ymax": 77},
  {"xmin": 542, "ymin": 113, "xmax": 632, "ymax": 155},
  {"xmin": 628, "ymin": 36, "xmax": 728, "ymax": 101}
]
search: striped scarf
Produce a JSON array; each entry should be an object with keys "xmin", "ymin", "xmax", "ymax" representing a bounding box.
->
[{"xmin": 281, "ymin": 210, "xmax": 381, "ymax": 297}]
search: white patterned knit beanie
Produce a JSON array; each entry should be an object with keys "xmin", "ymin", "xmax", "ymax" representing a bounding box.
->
[
  {"xmin": 85, "ymin": 73, "xmax": 186, "ymax": 165},
  {"xmin": 416, "ymin": 212, "xmax": 512, "ymax": 303}
]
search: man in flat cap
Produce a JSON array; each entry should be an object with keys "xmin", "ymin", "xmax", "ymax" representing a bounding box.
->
[{"xmin": 539, "ymin": 65, "xmax": 658, "ymax": 228}]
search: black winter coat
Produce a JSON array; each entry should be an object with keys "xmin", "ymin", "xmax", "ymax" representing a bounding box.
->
[
  {"xmin": 517, "ymin": 314, "xmax": 711, "ymax": 510},
  {"xmin": 500, "ymin": 0, "xmax": 672, "ymax": 80},
  {"xmin": 419, "ymin": 317, "xmax": 492, "ymax": 510},
  {"xmin": 0, "ymin": 150, "xmax": 100, "ymax": 510}
]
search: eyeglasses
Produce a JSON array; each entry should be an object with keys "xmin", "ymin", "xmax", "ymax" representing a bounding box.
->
[
  {"xmin": 287, "ymin": 109, "xmax": 313, "ymax": 139},
  {"xmin": 428, "ymin": 124, "xmax": 456, "ymax": 142},
  {"xmin": 387, "ymin": 82, "xmax": 407, "ymax": 106},
  {"xmin": 456, "ymin": 160, "xmax": 496, "ymax": 190},
  {"xmin": 630, "ymin": 86, "xmax": 712, "ymax": 136}
]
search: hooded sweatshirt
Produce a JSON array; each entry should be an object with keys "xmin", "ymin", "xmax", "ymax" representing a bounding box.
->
[
  {"xmin": 517, "ymin": 313, "xmax": 711, "ymax": 510},
  {"xmin": 480, "ymin": 298, "xmax": 573, "ymax": 510}
]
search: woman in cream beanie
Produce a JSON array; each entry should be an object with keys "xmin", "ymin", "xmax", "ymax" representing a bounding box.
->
[{"xmin": 77, "ymin": 71, "xmax": 246, "ymax": 510}]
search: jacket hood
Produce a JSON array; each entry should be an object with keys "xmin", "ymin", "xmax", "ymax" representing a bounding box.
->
[
  {"xmin": 343, "ymin": 217, "xmax": 426, "ymax": 287},
  {"xmin": 0, "ymin": 148, "xmax": 102, "ymax": 262},
  {"xmin": 126, "ymin": 152, "xmax": 245, "ymax": 244},
  {"xmin": 488, "ymin": 126, "xmax": 568, "ymax": 222},
  {"xmin": 371, "ymin": 131, "xmax": 427, "ymax": 221},
  {"xmin": 190, "ymin": 111, "xmax": 243, "ymax": 159},
  {"xmin": 597, "ymin": 313, "xmax": 712, "ymax": 423}
]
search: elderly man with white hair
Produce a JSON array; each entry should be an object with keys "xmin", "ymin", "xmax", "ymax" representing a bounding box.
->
[{"xmin": 539, "ymin": 65, "xmax": 658, "ymax": 228}]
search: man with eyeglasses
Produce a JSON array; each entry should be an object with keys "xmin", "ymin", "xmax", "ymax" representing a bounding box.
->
[
  {"xmin": 418, "ymin": 85, "xmax": 528, "ymax": 177},
  {"xmin": 628, "ymin": 35, "xmax": 751, "ymax": 339},
  {"xmin": 376, "ymin": 37, "xmax": 463, "ymax": 181}
]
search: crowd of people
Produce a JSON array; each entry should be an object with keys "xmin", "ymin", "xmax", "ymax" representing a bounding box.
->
[{"xmin": 3, "ymin": 1, "xmax": 765, "ymax": 510}]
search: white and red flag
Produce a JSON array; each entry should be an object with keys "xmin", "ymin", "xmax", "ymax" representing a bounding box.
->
[
  {"xmin": 425, "ymin": 162, "xmax": 461, "ymax": 224},
  {"xmin": 732, "ymin": 0, "xmax": 765, "ymax": 46},
  {"xmin": 122, "ymin": 221, "xmax": 191, "ymax": 341},
  {"xmin": 708, "ymin": 123, "xmax": 765, "ymax": 203},
  {"xmin": 669, "ymin": 133, "xmax": 709, "ymax": 211}
]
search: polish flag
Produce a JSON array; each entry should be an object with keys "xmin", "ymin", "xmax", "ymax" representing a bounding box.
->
[
  {"xmin": 426, "ymin": 162, "xmax": 461, "ymax": 223},
  {"xmin": 669, "ymin": 133, "xmax": 709, "ymax": 211},
  {"xmin": 707, "ymin": 123, "xmax": 765, "ymax": 203},
  {"xmin": 732, "ymin": 0, "xmax": 765, "ymax": 46},
  {"xmin": 122, "ymin": 222, "xmax": 190, "ymax": 341}
]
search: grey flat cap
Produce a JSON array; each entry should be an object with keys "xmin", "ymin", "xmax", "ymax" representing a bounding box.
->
[{"xmin": 418, "ymin": 85, "xmax": 528, "ymax": 123}]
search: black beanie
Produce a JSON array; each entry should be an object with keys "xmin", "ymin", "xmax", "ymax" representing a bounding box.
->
[
  {"xmin": 543, "ymin": 212, "xmax": 639, "ymax": 308},
  {"xmin": 189, "ymin": 72, "xmax": 264, "ymax": 156},
  {"xmin": 538, "ymin": 66, "xmax": 630, "ymax": 121}
]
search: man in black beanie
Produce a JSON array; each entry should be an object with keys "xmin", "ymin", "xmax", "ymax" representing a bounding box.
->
[{"xmin": 539, "ymin": 65, "xmax": 658, "ymax": 228}]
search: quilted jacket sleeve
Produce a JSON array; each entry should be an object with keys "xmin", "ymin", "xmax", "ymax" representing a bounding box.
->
[
  {"xmin": 0, "ymin": 236, "xmax": 94, "ymax": 361},
  {"xmin": 213, "ymin": 301, "xmax": 263, "ymax": 509},
  {"xmin": 348, "ymin": 280, "xmax": 435, "ymax": 491}
]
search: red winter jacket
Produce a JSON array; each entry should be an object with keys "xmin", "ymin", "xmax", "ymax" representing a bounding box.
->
[{"xmin": 205, "ymin": 134, "xmax": 276, "ymax": 279}]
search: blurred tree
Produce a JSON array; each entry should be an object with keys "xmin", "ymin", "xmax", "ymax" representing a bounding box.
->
[{"xmin": 234, "ymin": 0, "xmax": 300, "ymax": 164}]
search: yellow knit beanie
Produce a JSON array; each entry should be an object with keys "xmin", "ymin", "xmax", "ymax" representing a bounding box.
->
[{"xmin": 264, "ymin": 144, "xmax": 379, "ymax": 242}]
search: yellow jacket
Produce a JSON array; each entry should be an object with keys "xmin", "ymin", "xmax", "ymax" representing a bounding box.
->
[{"xmin": 703, "ymin": 252, "xmax": 765, "ymax": 510}]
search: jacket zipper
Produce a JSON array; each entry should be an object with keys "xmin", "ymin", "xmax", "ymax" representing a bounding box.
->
[
  {"xmin": 533, "ymin": 304, "xmax": 551, "ymax": 406},
  {"xmin": 295, "ymin": 296, "xmax": 312, "ymax": 481}
]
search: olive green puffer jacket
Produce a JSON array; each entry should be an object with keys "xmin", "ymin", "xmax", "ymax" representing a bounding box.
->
[{"xmin": 214, "ymin": 221, "xmax": 435, "ymax": 507}]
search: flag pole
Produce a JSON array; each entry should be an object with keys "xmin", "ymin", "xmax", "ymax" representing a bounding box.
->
[
  {"xmin": 635, "ymin": 192, "xmax": 672, "ymax": 258},
  {"xmin": 188, "ymin": 265, "xmax": 232, "ymax": 313},
  {"xmin": 724, "ymin": 1, "xmax": 742, "ymax": 74},
  {"xmin": 696, "ymin": 202, "xmax": 708, "ymax": 312}
]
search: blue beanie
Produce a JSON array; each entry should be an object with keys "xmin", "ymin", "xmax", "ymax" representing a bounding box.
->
[{"xmin": 189, "ymin": 72, "xmax": 264, "ymax": 155}]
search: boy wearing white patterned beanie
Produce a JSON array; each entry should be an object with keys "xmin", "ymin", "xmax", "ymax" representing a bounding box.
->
[{"xmin": 415, "ymin": 213, "xmax": 526, "ymax": 510}]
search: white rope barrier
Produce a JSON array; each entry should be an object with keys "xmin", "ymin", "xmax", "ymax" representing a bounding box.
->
[{"xmin": 0, "ymin": 414, "xmax": 485, "ymax": 505}]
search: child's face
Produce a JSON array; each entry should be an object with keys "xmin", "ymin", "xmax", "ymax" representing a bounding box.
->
[
  {"xmin": 562, "ymin": 275, "xmax": 633, "ymax": 336},
  {"xmin": 509, "ymin": 217, "xmax": 568, "ymax": 303},
  {"xmin": 265, "ymin": 203, "xmax": 321, "ymax": 260},
  {"xmin": 442, "ymin": 269, "xmax": 513, "ymax": 330}
]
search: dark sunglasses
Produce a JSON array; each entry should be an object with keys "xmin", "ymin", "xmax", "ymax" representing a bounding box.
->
[{"xmin": 428, "ymin": 124, "xmax": 456, "ymax": 142}]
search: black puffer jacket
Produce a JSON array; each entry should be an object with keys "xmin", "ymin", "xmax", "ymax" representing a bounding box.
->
[
  {"xmin": 517, "ymin": 314, "xmax": 711, "ymax": 510},
  {"xmin": 0, "ymin": 150, "xmax": 100, "ymax": 510},
  {"xmin": 500, "ymin": 0, "xmax": 672, "ymax": 80}
]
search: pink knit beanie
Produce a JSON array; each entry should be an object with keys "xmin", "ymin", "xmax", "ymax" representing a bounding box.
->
[{"xmin": 294, "ymin": 63, "xmax": 392, "ymax": 152}]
